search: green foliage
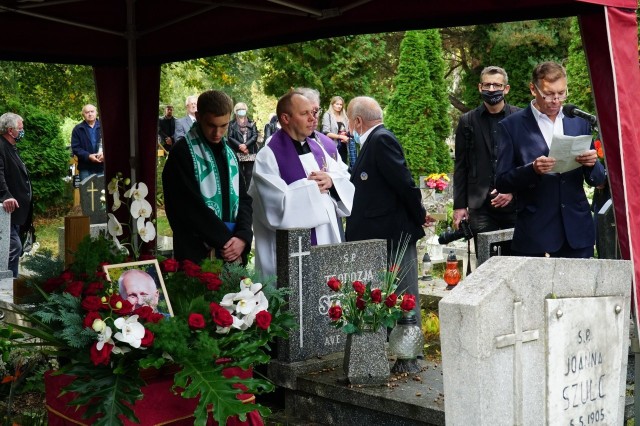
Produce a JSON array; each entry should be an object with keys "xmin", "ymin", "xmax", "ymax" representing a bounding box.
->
[
  {"xmin": 0, "ymin": 102, "xmax": 71, "ymax": 215},
  {"xmin": 458, "ymin": 19, "xmax": 573, "ymax": 110},
  {"xmin": 566, "ymin": 18, "xmax": 594, "ymax": 113},
  {"xmin": 385, "ymin": 30, "xmax": 451, "ymax": 181},
  {"xmin": 21, "ymin": 248, "xmax": 64, "ymax": 281},
  {"xmin": 260, "ymin": 34, "xmax": 397, "ymax": 107},
  {"xmin": 32, "ymin": 293, "xmax": 96, "ymax": 349}
]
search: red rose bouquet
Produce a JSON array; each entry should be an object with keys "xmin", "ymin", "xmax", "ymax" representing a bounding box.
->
[
  {"xmin": 325, "ymin": 237, "xmax": 417, "ymax": 333},
  {"xmin": 3, "ymin": 235, "xmax": 294, "ymax": 426}
]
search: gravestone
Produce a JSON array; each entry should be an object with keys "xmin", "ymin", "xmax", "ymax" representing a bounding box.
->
[
  {"xmin": 440, "ymin": 256, "xmax": 631, "ymax": 426},
  {"xmin": 79, "ymin": 174, "xmax": 107, "ymax": 224},
  {"xmin": 57, "ymin": 223, "xmax": 108, "ymax": 261},
  {"xmin": 275, "ymin": 228, "xmax": 386, "ymax": 363},
  {"xmin": 597, "ymin": 199, "xmax": 620, "ymax": 259},
  {"xmin": 0, "ymin": 210, "xmax": 14, "ymax": 304},
  {"xmin": 476, "ymin": 228, "xmax": 514, "ymax": 267}
]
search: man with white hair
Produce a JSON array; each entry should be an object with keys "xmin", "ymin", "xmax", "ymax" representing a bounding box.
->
[
  {"xmin": 119, "ymin": 269, "xmax": 160, "ymax": 312},
  {"xmin": 0, "ymin": 112, "xmax": 33, "ymax": 278},
  {"xmin": 174, "ymin": 95, "xmax": 198, "ymax": 142}
]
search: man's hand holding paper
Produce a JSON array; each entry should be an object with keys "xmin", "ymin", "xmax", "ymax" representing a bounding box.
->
[{"xmin": 547, "ymin": 134, "xmax": 593, "ymax": 173}]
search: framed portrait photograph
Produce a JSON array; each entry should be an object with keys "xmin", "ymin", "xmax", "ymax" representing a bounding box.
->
[{"xmin": 103, "ymin": 260, "xmax": 174, "ymax": 317}]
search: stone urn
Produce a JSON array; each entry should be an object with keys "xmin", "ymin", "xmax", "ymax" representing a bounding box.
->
[{"xmin": 343, "ymin": 327, "xmax": 390, "ymax": 385}]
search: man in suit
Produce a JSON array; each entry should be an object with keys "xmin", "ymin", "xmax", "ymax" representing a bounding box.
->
[
  {"xmin": 496, "ymin": 61, "xmax": 605, "ymax": 258},
  {"xmin": 453, "ymin": 66, "xmax": 520, "ymax": 253},
  {"xmin": 0, "ymin": 113, "xmax": 33, "ymax": 277},
  {"xmin": 173, "ymin": 95, "xmax": 198, "ymax": 142},
  {"xmin": 345, "ymin": 96, "xmax": 432, "ymax": 323}
]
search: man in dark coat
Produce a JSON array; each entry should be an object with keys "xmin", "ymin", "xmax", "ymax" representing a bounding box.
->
[
  {"xmin": 496, "ymin": 61, "xmax": 605, "ymax": 258},
  {"xmin": 345, "ymin": 96, "xmax": 432, "ymax": 324},
  {"xmin": 0, "ymin": 113, "xmax": 33, "ymax": 277},
  {"xmin": 453, "ymin": 66, "xmax": 520, "ymax": 252},
  {"xmin": 162, "ymin": 90, "xmax": 253, "ymax": 265},
  {"xmin": 158, "ymin": 105, "xmax": 176, "ymax": 150},
  {"xmin": 71, "ymin": 104, "xmax": 103, "ymax": 180}
]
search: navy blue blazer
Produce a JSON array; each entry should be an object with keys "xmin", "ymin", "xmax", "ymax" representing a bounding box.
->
[
  {"xmin": 495, "ymin": 105, "xmax": 606, "ymax": 254},
  {"xmin": 345, "ymin": 125, "xmax": 425, "ymax": 245}
]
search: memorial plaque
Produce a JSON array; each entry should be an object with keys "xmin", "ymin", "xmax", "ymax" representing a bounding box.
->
[
  {"xmin": 546, "ymin": 296, "xmax": 625, "ymax": 426},
  {"xmin": 276, "ymin": 228, "xmax": 386, "ymax": 363}
]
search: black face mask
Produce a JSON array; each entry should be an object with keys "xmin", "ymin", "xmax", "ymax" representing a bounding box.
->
[{"xmin": 481, "ymin": 90, "xmax": 505, "ymax": 106}]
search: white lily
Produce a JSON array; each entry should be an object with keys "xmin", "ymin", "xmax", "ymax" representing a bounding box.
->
[
  {"xmin": 107, "ymin": 213, "xmax": 123, "ymax": 237},
  {"xmin": 113, "ymin": 315, "xmax": 146, "ymax": 348},
  {"xmin": 137, "ymin": 217, "xmax": 156, "ymax": 242},
  {"xmin": 130, "ymin": 198, "xmax": 152, "ymax": 219}
]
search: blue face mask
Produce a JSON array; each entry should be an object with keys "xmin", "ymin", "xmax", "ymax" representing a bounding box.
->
[
  {"xmin": 14, "ymin": 129, "xmax": 24, "ymax": 141},
  {"xmin": 353, "ymin": 130, "xmax": 362, "ymax": 146}
]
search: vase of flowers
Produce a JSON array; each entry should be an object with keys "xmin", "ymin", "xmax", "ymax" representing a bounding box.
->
[
  {"xmin": 424, "ymin": 173, "xmax": 450, "ymax": 194},
  {"xmin": 325, "ymin": 239, "xmax": 418, "ymax": 385}
]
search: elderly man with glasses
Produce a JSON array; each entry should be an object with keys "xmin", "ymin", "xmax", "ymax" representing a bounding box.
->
[
  {"xmin": 453, "ymin": 66, "xmax": 521, "ymax": 256},
  {"xmin": 496, "ymin": 61, "xmax": 605, "ymax": 258}
]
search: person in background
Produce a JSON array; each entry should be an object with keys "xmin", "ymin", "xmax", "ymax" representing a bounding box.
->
[
  {"xmin": 263, "ymin": 113, "xmax": 279, "ymax": 144},
  {"xmin": 453, "ymin": 66, "xmax": 520, "ymax": 255},
  {"xmin": 249, "ymin": 91, "xmax": 354, "ymax": 278},
  {"xmin": 173, "ymin": 95, "xmax": 198, "ymax": 142},
  {"xmin": 71, "ymin": 104, "xmax": 103, "ymax": 180},
  {"xmin": 163, "ymin": 90, "xmax": 253, "ymax": 265},
  {"xmin": 322, "ymin": 96, "xmax": 350, "ymax": 163},
  {"xmin": 345, "ymin": 96, "xmax": 433, "ymax": 324},
  {"xmin": 227, "ymin": 102, "xmax": 259, "ymax": 188},
  {"xmin": 496, "ymin": 61, "xmax": 606, "ymax": 258},
  {"xmin": 158, "ymin": 104, "xmax": 176, "ymax": 150},
  {"xmin": 0, "ymin": 113, "xmax": 33, "ymax": 278},
  {"xmin": 296, "ymin": 87, "xmax": 339, "ymax": 161}
]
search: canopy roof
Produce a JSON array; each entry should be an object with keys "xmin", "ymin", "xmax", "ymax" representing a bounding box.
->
[{"xmin": 0, "ymin": 0, "xmax": 630, "ymax": 65}]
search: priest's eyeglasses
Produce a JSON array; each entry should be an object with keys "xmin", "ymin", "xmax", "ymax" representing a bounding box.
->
[{"xmin": 534, "ymin": 84, "xmax": 568, "ymax": 102}]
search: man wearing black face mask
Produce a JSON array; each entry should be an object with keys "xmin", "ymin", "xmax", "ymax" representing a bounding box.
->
[{"xmin": 453, "ymin": 66, "xmax": 520, "ymax": 256}]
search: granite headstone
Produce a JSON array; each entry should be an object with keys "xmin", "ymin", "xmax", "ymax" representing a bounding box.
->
[
  {"xmin": 476, "ymin": 228, "xmax": 513, "ymax": 267},
  {"xmin": 440, "ymin": 256, "xmax": 631, "ymax": 426},
  {"xmin": 596, "ymin": 199, "xmax": 620, "ymax": 259},
  {"xmin": 0, "ymin": 210, "xmax": 14, "ymax": 303},
  {"xmin": 79, "ymin": 174, "xmax": 107, "ymax": 224},
  {"xmin": 275, "ymin": 228, "xmax": 386, "ymax": 363}
]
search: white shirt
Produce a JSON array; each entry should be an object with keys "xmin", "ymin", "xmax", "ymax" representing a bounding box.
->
[
  {"xmin": 530, "ymin": 100, "xmax": 565, "ymax": 149},
  {"xmin": 358, "ymin": 123, "xmax": 383, "ymax": 147}
]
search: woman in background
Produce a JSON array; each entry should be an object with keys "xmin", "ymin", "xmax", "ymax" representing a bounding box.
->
[
  {"xmin": 322, "ymin": 96, "xmax": 350, "ymax": 163},
  {"xmin": 227, "ymin": 102, "xmax": 258, "ymax": 188}
]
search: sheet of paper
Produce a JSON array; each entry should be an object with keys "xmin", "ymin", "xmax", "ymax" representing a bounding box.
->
[{"xmin": 548, "ymin": 134, "xmax": 593, "ymax": 174}]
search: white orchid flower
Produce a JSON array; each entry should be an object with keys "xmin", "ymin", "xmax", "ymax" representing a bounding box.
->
[
  {"xmin": 131, "ymin": 198, "xmax": 152, "ymax": 219},
  {"xmin": 131, "ymin": 182, "xmax": 148, "ymax": 200},
  {"xmin": 123, "ymin": 182, "xmax": 136, "ymax": 199},
  {"xmin": 137, "ymin": 217, "xmax": 156, "ymax": 242},
  {"xmin": 112, "ymin": 345, "xmax": 131, "ymax": 355},
  {"xmin": 113, "ymin": 315, "xmax": 146, "ymax": 348},
  {"xmin": 107, "ymin": 213, "xmax": 123, "ymax": 237},
  {"xmin": 96, "ymin": 323, "xmax": 113, "ymax": 351},
  {"xmin": 236, "ymin": 292, "xmax": 268, "ymax": 330},
  {"xmin": 217, "ymin": 315, "xmax": 245, "ymax": 334},
  {"xmin": 107, "ymin": 178, "xmax": 119, "ymax": 195},
  {"xmin": 112, "ymin": 190, "xmax": 121, "ymax": 211}
]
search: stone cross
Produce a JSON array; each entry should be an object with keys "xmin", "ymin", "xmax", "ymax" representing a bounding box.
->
[
  {"xmin": 495, "ymin": 301, "xmax": 540, "ymax": 426},
  {"xmin": 275, "ymin": 228, "xmax": 386, "ymax": 363}
]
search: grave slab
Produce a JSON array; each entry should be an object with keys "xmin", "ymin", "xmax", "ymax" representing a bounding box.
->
[{"xmin": 476, "ymin": 228, "xmax": 513, "ymax": 267}]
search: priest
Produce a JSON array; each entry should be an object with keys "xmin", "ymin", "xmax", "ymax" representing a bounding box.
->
[{"xmin": 249, "ymin": 91, "xmax": 355, "ymax": 278}]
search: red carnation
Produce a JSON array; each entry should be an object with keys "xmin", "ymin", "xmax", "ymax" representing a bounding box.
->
[
  {"xmin": 371, "ymin": 288, "xmax": 382, "ymax": 304},
  {"xmin": 147, "ymin": 312, "xmax": 165, "ymax": 323},
  {"xmin": 352, "ymin": 281, "xmax": 366, "ymax": 296},
  {"xmin": 83, "ymin": 311, "xmax": 102, "ymax": 328},
  {"xmin": 161, "ymin": 258, "xmax": 179, "ymax": 273},
  {"xmin": 356, "ymin": 297, "xmax": 366, "ymax": 310},
  {"xmin": 188, "ymin": 313, "xmax": 206, "ymax": 329},
  {"xmin": 327, "ymin": 277, "xmax": 342, "ymax": 292},
  {"xmin": 400, "ymin": 294, "xmax": 416, "ymax": 311},
  {"xmin": 134, "ymin": 306, "xmax": 154, "ymax": 321},
  {"xmin": 81, "ymin": 295, "xmax": 104, "ymax": 311},
  {"xmin": 328, "ymin": 305, "xmax": 342, "ymax": 321},
  {"xmin": 64, "ymin": 281, "xmax": 84, "ymax": 298},
  {"xmin": 140, "ymin": 329, "xmax": 155, "ymax": 347},
  {"xmin": 90, "ymin": 342, "xmax": 113, "ymax": 366},
  {"xmin": 384, "ymin": 293, "xmax": 398, "ymax": 308},
  {"xmin": 182, "ymin": 260, "xmax": 201, "ymax": 277},
  {"xmin": 109, "ymin": 294, "xmax": 134, "ymax": 314},
  {"xmin": 199, "ymin": 272, "xmax": 223, "ymax": 291},
  {"xmin": 84, "ymin": 281, "xmax": 104, "ymax": 296},
  {"xmin": 255, "ymin": 310, "xmax": 272, "ymax": 330}
]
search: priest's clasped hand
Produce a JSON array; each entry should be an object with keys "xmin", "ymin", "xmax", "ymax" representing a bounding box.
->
[{"xmin": 308, "ymin": 171, "xmax": 333, "ymax": 193}]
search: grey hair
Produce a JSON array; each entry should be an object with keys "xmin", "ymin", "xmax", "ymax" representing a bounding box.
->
[
  {"xmin": 295, "ymin": 87, "xmax": 321, "ymax": 105},
  {"xmin": 347, "ymin": 96, "xmax": 383, "ymax": 122},
  {"xmin": 118, "ymin": 269, "xmax": 156, "ymax": 297},
  {"xmin": 0, "ymin": 113, "xmax": 23, "ymax": 134},
  {"xmin": 480, "ymin": 66, "xmax": 509, "ymax": 85},
  {"xmin": 185, "ymin": 95, "xmax": 198, "ymax": 105}
]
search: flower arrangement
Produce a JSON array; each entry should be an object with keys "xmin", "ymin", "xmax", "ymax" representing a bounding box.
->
[
  {"xmin": 424, "ymin": 173, "xmax": 450, "ymax": 193},
  {"xmin": 325, "ymin": 238, "xmax": 417, "ymax": 334},
  {"xmin": 2, "ymin": 236, "xmax": 294, "ymax": 425}
]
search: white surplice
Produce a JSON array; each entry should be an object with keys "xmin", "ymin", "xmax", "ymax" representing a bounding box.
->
[{"xmin": 248, "ymin": 141, "xmax": 354, "ymax": 279}]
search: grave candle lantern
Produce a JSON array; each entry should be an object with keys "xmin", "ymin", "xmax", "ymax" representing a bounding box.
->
[{"xmin": 444, "ymin": 249, "xmax": 461, "ymax": 286}]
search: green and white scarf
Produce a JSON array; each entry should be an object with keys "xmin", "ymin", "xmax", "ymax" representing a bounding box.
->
[{"xmin": 185, "ymin": 126, "xmax": 240, "ymax": 221}]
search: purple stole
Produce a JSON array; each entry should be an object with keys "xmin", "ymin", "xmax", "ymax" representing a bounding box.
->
[
  {"xmin": 268, "ymin": 130, "xmax": 326, "ymax": 245},
  {"xmin": 313, "ymin": 131, "xmax": 339, "ymax": 161}
]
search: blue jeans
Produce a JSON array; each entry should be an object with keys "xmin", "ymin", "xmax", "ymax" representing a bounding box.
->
[{"xmin": 9, "ymin": 224, "xmax": 22, "ymax": 278}]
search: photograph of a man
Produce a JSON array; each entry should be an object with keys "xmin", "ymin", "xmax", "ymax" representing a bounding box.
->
[{"xmin": 118, "ymin": 269, "xmax": 160, "ymax": 312}]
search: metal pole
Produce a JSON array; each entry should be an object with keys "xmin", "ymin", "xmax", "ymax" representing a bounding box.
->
[{"xmin": 126, "ymin": 0, "xmax": 138, "ymax": 184}]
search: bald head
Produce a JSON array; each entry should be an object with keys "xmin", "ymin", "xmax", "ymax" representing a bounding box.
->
[
  {"xmin": 82, "ymin": 104, "xmax": 97, "ymax": 126},
  {"xmin": 347, "ymin": 96, "xmax": 383, "ymax": 134},
  {"xmin": 119, "ymin": 269, "xmax": 159, "ymax": 311}
]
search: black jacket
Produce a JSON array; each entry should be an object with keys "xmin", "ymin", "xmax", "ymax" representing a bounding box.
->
[
  {"xmin": 0, "ymin": 135, "xmax": 33, "ymax": 227},
  {"xmin": 345, "ymin": 125, "xmax": 425, "ymax": 245},
  {"xmin": 227, "ymin": 119, "xmax": 259, "ymax": 156}
]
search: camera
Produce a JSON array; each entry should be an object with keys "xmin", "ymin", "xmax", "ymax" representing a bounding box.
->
[{"xmin": 438, "ymin": 220, "xmax": 473, "ymax": 245}]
